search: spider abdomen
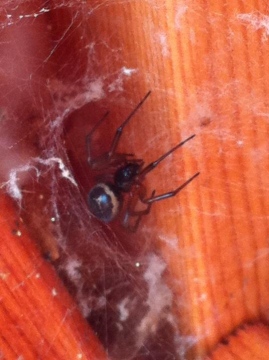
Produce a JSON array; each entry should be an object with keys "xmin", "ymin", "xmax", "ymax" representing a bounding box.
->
[{"xmin": 88, "ymin": 183, "xmax": 121, "ymax": 223}]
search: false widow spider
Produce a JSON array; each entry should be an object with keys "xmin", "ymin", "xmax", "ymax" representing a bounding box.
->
[{"xmin": 86, "ymin": 91, "xmax": 199, "ymax": 231}]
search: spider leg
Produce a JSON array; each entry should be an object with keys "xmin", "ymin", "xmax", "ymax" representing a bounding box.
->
[
  {"xmin": 122, "ymin": 189, "xmax": 156, "ymax": 232},
  {"xmin": 86, "ymin": 92, "xmax": 151, "ymax": 170},
  {"xmin": 86, "ymin": 111, "xmax": 110, "ymax": 167},
  {"xmin": 108, "ymin": 91, "xmax": 151, "ymax": 158},
  {"xmin": 143, "ymin": 172, "xmax": 200, "ymax": 204},
  {"xmin": 139, "ymin": 134, "xmax": 196, "ymax": 179}
]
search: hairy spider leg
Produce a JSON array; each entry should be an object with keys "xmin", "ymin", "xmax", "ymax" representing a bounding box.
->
[
  {"xmin": 86, "ymin": 111, "xmax": 109, "ymax": 165},
  {"xmin": 143, "ymin": 172, "xmax": 200, "ymax": 204},
  {"xmin": 139, "ymin": 134, "xmax": 196, "ymax": 179},
  {"xmin": 108, "ymin": 90, "xmax": 151, "ymax": 157}
]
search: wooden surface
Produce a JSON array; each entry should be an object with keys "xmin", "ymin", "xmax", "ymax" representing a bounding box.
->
[
  {"xmin": 0, "ymin": 195, "xmax": 108, "ymax": 360},
  {"xmin": 0, "ymin": 0, "xmax": 269, "ymax": 359},
  {"xmin": 90, "ymin": 0, "xmax": 269, "ymax": 358}
]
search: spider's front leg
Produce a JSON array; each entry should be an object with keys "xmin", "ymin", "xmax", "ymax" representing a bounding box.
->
[
  {"xmin": 86, "ymin": 113, "xmax": 132, "ymax": 171},
  {"xmin": 86, "ymin": 111, "xmax": 110, "ymax": 170},
  {"xmin": 86, "ymin": 91, "xmax": 151, "ymax": 171},
  {"xmin": 122, "ymin": 185, "xmax": 156, "ymax": 232}
]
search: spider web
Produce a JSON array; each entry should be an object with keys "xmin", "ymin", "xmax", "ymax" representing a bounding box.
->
[{"xmin": 0, "ymin": 1, "xmax": 201, "ymax": 359}]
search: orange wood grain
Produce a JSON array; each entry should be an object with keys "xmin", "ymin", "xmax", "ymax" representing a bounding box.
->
[
  {"xmin": 207, "ymin": 324, "xmax": 269, "ymax": 360},
  {"xmin": 86, "ymin": 0, "xmax": 269, "ymax": 358},
  {"xmin": 1, "ymin": 0, "xmax": 269, "ymax": 359},
  {"xmin": 0, "ymin": 194, "xmax": 108, "ymax": 360}
]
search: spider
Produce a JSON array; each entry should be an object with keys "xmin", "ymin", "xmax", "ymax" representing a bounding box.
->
[{"xmin": 86, "ymin": 91, "xmax": 199, "ymax": 231}]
